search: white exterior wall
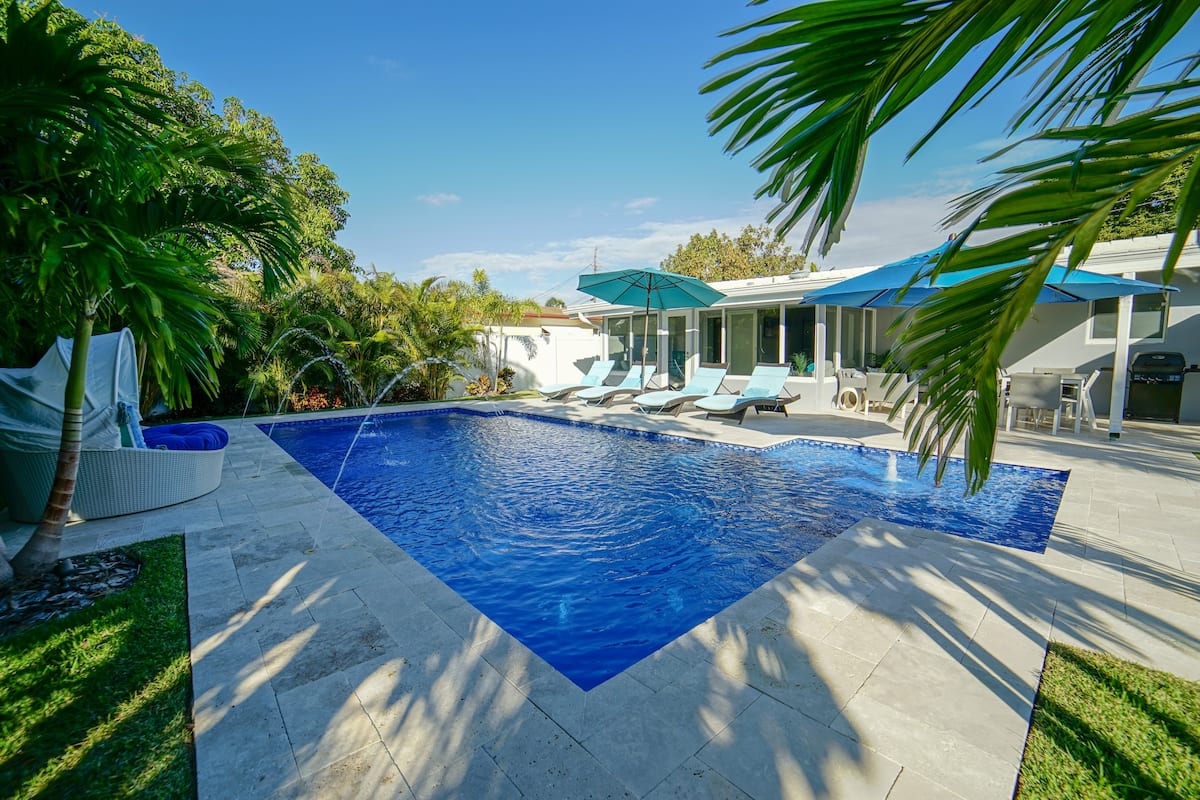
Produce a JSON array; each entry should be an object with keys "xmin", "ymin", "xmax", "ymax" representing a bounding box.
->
[{"xmin": 483, "ymin": 324, "xmax": 604, "ymax": 391}]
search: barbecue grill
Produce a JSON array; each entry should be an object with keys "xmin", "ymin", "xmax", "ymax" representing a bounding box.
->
[{"xmin": 1124, "ymin": 352, "xmax": 1188, "ymax": 423}]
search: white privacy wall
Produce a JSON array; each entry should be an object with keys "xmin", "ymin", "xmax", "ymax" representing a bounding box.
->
[{"xmin": 483, "ymin": 326, "xmax": 604, "ymax": 391}]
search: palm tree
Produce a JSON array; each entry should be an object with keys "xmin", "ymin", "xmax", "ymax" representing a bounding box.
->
[
  {"xmin": 704, "ymin": 0, "xmax": 1199, "ymax": 491},
  {"xmin": 393, "ymin": 278, "xmax": 479, "ymax": 400},
  {"xmin": 461, "ymin": 270, "xmax": 541, "ymax": 391},
  {"xmin": 1, "ymin": 3, "xmax": 300, "ymax": 583}
]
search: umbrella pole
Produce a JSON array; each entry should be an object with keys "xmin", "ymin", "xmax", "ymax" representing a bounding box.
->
[{"xmin": 641, "ymin": 294, "xmax": 651, "ymax": 390}]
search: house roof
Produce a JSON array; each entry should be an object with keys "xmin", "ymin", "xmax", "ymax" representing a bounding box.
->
[
  {"xmin": 567, "ymin": 234, "xmax": 1200, "ymax": 317},
  {"xmin": 1065, "ymin": 232, "xmax": 1200, "ymax": 276},
  {"xmin": 569, "ymin": 266, "xmax": 879, "ymax": 316}
]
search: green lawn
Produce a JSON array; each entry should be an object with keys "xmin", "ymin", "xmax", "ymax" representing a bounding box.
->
[
  {"xmin": 0, "ymin": 537, "xmax": 194, "ymax": 799},
  {"xmin": 1016, "ymin": 642, "xmax": 1200, "ymax": 799}
]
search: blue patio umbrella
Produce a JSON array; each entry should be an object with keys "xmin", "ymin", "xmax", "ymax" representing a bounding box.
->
[
  {"xmin": 798, "ymin": 241, "xmax": 1177, "ymax": 307},
  {"xmin": 578, "ymin": 268, "xmax": 725, "ymax": 388},
  {"xmin": 800, "ymin": 241, "xmax": 1179, "ymax": 438}
]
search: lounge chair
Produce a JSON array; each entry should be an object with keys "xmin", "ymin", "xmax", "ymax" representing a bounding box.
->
[
  {"xmin": 537, "ymin": 359, "xmax": 615, "ymax": 401},
  {"xmin": 633, "ymin": 365, "xmax": 727, "ymax": 416},
  {"xmin": 695, "ymin": 363, "xmax": 799, "ymax": 424},
  {"xmin": 577, "ymin": 365, "xmax": 656, "ymax": 407}
]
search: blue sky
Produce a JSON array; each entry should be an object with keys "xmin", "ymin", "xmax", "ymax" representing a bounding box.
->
[{"xmin": 67, "ymin": 1, "xmax": 1196, "ymax": 302}]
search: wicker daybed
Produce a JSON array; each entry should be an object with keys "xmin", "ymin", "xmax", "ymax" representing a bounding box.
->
[
  {"xmin": 0, "ymin": 329, "xmax": 227, "ymax": 523},
  {"xmin": 0, "ymin": 446, "xmax": 224, "ymax": 523}
]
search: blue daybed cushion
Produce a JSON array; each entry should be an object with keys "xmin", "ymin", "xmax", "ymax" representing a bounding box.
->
[{"xmin": 142, "ymin": 422, "xmax": 229, "ymax": 451}]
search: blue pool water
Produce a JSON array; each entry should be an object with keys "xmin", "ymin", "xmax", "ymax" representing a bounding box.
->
[{"xmin": 264, "ymin": 409, "xmax": 1067, "ymax": 690}]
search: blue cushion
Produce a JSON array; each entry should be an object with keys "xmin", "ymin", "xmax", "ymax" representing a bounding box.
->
[
  {"xmin": 743, "ymin": 385, "xmax": 774, "ymax": 399},
  {"xmin": 142, "ymin": 422, "xmax": 229, "ymax": 451}
]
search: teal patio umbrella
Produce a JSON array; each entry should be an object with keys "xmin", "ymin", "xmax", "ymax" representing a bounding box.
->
[{"xmin": 577, "ymin": 268, "xmax": 726, "ymax": 388}]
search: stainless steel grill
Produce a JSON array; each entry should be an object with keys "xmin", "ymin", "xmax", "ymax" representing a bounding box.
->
[{"xmin": 1124, "ymin": 352, "xmax": 1186, "ymax": 423}]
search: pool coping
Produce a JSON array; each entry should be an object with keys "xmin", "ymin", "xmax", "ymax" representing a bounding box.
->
[{"xmin": 4, "ymin": 399, "xmax": 1198, "ymax": 799}]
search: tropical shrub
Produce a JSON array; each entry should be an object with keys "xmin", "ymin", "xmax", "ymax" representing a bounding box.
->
[
  {"xmin": 465, "ymin": 367, "xmax": 515, "ymax": 397},
  {"xmin": 290, "ymin": 386, "xmax": 345, "ymax": 412}
]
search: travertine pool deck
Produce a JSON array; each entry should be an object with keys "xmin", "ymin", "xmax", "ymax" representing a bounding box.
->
[{"xmin": 3, "ymin": 400, "xmax": 1199, "ymax": 799}]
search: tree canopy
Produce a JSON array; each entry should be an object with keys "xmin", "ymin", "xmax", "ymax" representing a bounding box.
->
[
  {"xmin": 1, "ymin": 0, "xmax": 356, "ymax": 391},
  {"xmin": 1098, "ymin": 154, "xmax": 1196, "ymax": 241},
  {"xmin": 1, "ymin": 0, "xmax": 302, "ymax": 581},
  {"xmin": 661, "ymin": 224, "xmax": 814, "ymax": 281}
]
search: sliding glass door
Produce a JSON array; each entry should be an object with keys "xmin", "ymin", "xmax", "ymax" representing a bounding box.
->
[{"xmin": 727, "ymin": 311, "xmax": 755, "ymax": 374}]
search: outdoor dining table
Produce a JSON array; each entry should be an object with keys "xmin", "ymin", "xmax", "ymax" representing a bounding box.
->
[{"xmin": 1000, "ymin": 371, "xmax": 1095, "ymax": 433}]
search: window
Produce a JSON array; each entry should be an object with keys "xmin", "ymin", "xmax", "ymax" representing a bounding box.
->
[
  {"xmin": 785, "ymin": 306, "xmax": 815, "ymax": 372},
  {"xmin": 727, "ymin": 311, "xmax": 756, "ymax": 374},
  {"xmin": 840, "ymin": 307, "xmax": 864, "ymax": 369},
  {"xmin": 825, "ymin": 308, "xmax": 837, "ymax": 372},
  {"xmin": 606, "ymin": 317, "xmax": 631, "ymax": 370},
  {"xmin": 1089, "ymin": 294, "xmax": 1168, "ymax": 341},
  {"xmin": 666, "ymin": 315, "xmax": 687, "ymax": 389},
  {"xmin": 606, "ymin": 314, "xmax": 662, "ymax": 369}
]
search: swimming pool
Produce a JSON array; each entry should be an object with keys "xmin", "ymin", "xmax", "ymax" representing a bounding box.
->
[{"xmin": 264, "ymin": 409, "xmax": 1067, "ymax": 690}]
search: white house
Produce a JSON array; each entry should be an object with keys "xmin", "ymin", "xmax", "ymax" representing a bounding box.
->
[{"xmin": 513, "ymin": 234, "xmax": 1200, "ymax": 423}]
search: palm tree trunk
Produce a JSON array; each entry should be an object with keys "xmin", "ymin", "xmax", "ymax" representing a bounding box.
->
[
  {"xmin": 136, "ymin": 339, "xmax": 155, "ymax": 417},
  {"xmin": 11, "ymin": 306, "xmax": 95, "ymax": 577}
]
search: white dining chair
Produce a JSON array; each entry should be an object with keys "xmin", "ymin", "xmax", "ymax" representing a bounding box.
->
[{"xmin": 1061, "ymin": 369, "xmax": 1101, "ymax": 433}]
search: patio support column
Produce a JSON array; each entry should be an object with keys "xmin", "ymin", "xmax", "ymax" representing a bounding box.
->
[
  {"xmin": 814, "ymin": 305, "xmax": 828, "ymax": 402},
  {"xmin": 687, "ymin": 308, "xmax": 699, "ymax": 382},
  {"xmin": 1107, "ymin": 277, "xmax": 1135, "ymax": 439}
]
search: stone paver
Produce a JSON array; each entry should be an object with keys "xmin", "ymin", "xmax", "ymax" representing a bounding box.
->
[{"xmin": 4, "ymin": 400, "xmax": 1199, "ymax": 799}]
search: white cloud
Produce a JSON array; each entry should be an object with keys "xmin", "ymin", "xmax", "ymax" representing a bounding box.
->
[
  {"xmin": 403, "ymin": 191, "xmax": 982, "ymax": 300},
  {"xmin": 623, "ymin": 197, "xmax": 659, "ymax": 214},
  {"xmin": 922, "ymin": 137, "xmax": 1066, "ymax": 197},
  {"xmin": 417, "ymin": 192, "xmax": 462, "ymax": 207},
  {"xmin": 806, "ymin": 193, "xmax": 958, "ymax": 270},
  {"xmin": 414, "ymin": 212, "xmax": 766, "ymax": 300}
]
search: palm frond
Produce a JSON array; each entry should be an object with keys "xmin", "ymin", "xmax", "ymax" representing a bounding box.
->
[
  {"xmin": 892, "ymin": 101, "xmax": 1199, "ymax": 489},
  {"xmin": 703, "ymin": 0, "xmax": 1200, "ymax": 254}
]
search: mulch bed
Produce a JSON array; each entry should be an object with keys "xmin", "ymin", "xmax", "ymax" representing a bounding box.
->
[{"xmin": 0, "ymin": 550, "xmax": 141, "ymax": 638}]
